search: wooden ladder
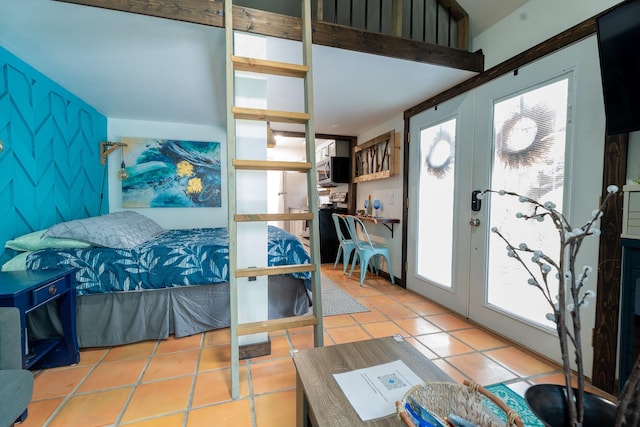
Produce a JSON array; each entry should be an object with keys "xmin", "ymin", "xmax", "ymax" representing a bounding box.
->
[{"xmin": 224, "ymin": 0, "xmax": 323, "ymax": 399}]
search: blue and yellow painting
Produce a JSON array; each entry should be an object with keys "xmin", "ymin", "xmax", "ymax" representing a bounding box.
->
[{"xmin": 121, "ymin": 137, "xmax": 222, "ymax": 208}]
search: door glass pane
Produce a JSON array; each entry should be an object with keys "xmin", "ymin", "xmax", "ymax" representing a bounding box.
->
[
  {"xmin": 417, "ymin": 118, "xmax": 456, "ymax": 288},
  {"xmin": 487, "ymin": 77, "xmax": 569, "ymax": 328}
]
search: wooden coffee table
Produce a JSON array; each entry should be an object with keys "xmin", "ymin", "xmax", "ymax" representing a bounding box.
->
[{"xmin": 293, "ymin": 336, "xmax": 454, "ymax": 426}]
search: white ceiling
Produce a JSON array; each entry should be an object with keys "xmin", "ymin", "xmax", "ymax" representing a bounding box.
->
[{"xmin": 0, "ymin": 0, "xmax": 527, "ymax": 137}]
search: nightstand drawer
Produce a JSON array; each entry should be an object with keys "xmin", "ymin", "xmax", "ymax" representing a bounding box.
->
[{"xmin": 32, "ymin": 276, "xmax": 65, "ymax": 305}]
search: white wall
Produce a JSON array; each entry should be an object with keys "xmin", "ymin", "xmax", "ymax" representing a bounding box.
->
[
  {"xmin": 107, "ymin": 118, "xmax": 227, "ymax": 229},
  {"xmin": 355, "ymin": 114, "xmax": 405, "ymax": 280},
  {"xmin": 473, "ymin": 0, "xmax": 622, "ymax": 69}
]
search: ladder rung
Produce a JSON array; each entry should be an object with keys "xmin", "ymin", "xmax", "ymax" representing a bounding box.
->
[
  {"xmin": 237, "ymin": 314, "xmax": 318, "ymax": 336},
  {"xmin": 233, "ymin": 159, "xmax": 312, "ymax": 172},
  {"xmin": 236, "ymin": 264, "xmax": 315, "ymax": 278},
  {"xmin": 232, "ymin": 107, "xmax": 310, "ymax": 124},
  {"xmin": 235, "ymin": 212, "xmax": 314, "ymax": 222},
  {"xmin": 232, "ymin": 56, "xmax": 308, "ymax": 78}
]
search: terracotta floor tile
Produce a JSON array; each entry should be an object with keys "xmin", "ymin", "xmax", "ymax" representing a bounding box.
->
[
  {"xmin": 289, "ymin": 331, "xmax": 314, "ymax": 350},
  {"xmin": 361, "ymin": 320, "xmax": 408, "ymax": 338},
  {"xmin": 20, "ymin": 397, "xmax": 64, "ymax": 427},
  {"xmin": 32, "ymin": 366, "xmax": 92, "ymax": 400},
  {"xmin": 49, "ymin": 388, "xmax": 132, "ymax": 427},
  {"xmin": 142, "ymin": 349, "xmax": 199, "ymax": 382},
  {"xmin": 323, "ymin": 314, "xmax": 357, "ymax": 328},
  {"xmin": 404, "ymin": 299, "xmax": 450, "ymax": 316},
  {"xmin": 342, "ymin": 284, "xmax": 384, "ymax": 297},
  {"xmin": 294, "ymin": 330, "xmax": 333, "ymax": 348},
  {"xmin": 377, "ymin": 303, "xmax": 420, "ymax": 319},
  {"xmin": 250, "ymin": 358, "xmax": 297, "ymax": 395},
  {"xmin": 156, "ymin": 333, "xmax": 203, "ymax": 354},
  {"xmin": 186, "ymin": 399, "xmax": 252, "ymax": 427},
  {"xmin": 390, "ymin": 291, "xmax": 426, "ymax": 304},
  {"xmin": 450, "ymin": 328, "xmax": 509, "ymax": 351},
  {"xmin": 77, "ymin": 348, "xmax": 108, "ymax": 366},
  {"xmin": 432, "ymin": 359, "xmax": 469, "ymax": 384},
  {"xmin": 370, "ymin": 281, "xmax": 403, "ymax": 295},
  {"xmin": 323, "ymin": 331, "xmax": 336, "ymax": 345},
  {"xmin": 415, "ymin": 332, "xmax": 473, "ymax": 357},
  {"xmin": 198, "ymin": 345, "xmax": 236, "ymax": 371},
  {"xmin": 350, "ymin": 308, "xmax": 388, "ymax": 324},
  {"xmin": 327, "ymin": 325, "xmax": 372, "ymax": 344},
  {"xmin": 446, "ymin": 353, "xmax": 518, "ymax": 386},
  {"xmin": 425, "ymin": 313, "xmax": 472, "ymax": 331},
  {"xmin": 287, "ymin": 324, "xmax": 313, "ymax": 335},
  {"xmin": 530, "ymin": 372, "xmax": 575, "ymax": 386},
  {"xmin": 405, "ymin": 337, "xmax": 439, "ymax": 360},
  {"xmin": 203, "ymin": 328, "xmax": 231, "ymax": 346},
  {"xmin": 395, "ymin": 317, "xmax": 441, "ymax": 336},
  {"xmin": 120, "ymin": 377, "xmax": 193, "ymax": 423},
  {"xmin": 77, "ymin": 358, "xmax": 148, "ymax": 392},
  {"xmin": 485, "ymin": 346, "xmax": 557, "ymax": 377},
  {"xmin": 249, "ymin": 334, "xmax": 292, "ymax": 362},
  {"xmin": 192, "ymin": 366, "xmax": 250, "ymax": 406},
  {"xmin": 122, "ymin": 413, "xmax": 185, "ymax": 427},
  {"xmin": 254, "ymin": 389, "xmax": 297, "ymax": 427},
  {"xmin": 104, "ymin": 341, "xmax": 157, "ymax": 362},
  {"xmin": 358, "ymin": 294, "xmax": 398, "ymax": 308}
]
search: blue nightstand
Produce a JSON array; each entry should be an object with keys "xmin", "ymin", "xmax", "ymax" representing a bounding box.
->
[{"xmin": 0, "ymin": 269, "xmax": 79, "ymax": 369}]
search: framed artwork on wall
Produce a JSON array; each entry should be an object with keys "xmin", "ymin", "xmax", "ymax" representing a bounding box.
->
[{"xmin": 120, "ymin": 137, "xmax": 222, "ymax": 208}]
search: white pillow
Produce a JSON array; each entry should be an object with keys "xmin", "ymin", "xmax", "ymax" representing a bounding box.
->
[{"xmin": 44, "ymin": 211, "xmax": 164, "ymax": 249}]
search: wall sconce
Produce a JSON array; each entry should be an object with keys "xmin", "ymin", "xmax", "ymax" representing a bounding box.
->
[
  {"xmin": 117, "ymin": 161, "xmax": 129, "ymax": 180},
  {"xmin": 100, "ymin": 141, "xmax": 129, "ymax": 181},
  {"xmin": 0, "ymin": 139, "xmax": 4, "ymax": 154},
  {"xmin": 100, "ymin": 141, "xmax": 128, "ymax": 165}
]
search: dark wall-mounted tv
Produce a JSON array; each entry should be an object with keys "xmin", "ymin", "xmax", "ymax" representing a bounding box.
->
[{"xmin": 596, "ymin": 0, "xmax": 640, "ymax": 135}]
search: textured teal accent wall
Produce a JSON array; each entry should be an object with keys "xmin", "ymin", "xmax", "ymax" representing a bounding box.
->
[{"xmin": 0, "ymin": 46, "xmax": 107, "ymax": 265}]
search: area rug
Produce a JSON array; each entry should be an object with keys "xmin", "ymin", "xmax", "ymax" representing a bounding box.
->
[
  {"xmin": 312, "ymin": 275, "xmax": 370, "ymax": 317},
  {"xmin": 484, "ymin": 383, "xmax": 544, "ymax": 427}
]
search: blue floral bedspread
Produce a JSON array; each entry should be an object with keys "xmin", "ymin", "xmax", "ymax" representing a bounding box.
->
[{"xmin": 26, "ymin": 226, "xmax": 310, "ymax": 296}]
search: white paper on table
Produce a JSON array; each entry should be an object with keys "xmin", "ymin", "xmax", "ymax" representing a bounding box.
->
[{"xmin": 333, "ymin": 359, "xmax": 423, "ymax": 421}]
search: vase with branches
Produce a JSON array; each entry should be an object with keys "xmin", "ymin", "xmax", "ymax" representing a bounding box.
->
[{"xmin": 478, "ymin": 185, "xmax": 640, "ymax": 427}]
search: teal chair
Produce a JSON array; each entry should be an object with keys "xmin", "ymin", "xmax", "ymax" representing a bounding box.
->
[
  {"xmin": 332, "ymin": 213, "xmax": 356, "ymax": 274},
  {"xmin": 346, "ymin": 215, "xmax": 395, "ymax": 286}
]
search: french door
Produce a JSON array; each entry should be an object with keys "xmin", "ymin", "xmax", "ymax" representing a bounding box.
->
[{"xmin": 407, "ymin": 67, "xmax": 581, "ymax": 368}]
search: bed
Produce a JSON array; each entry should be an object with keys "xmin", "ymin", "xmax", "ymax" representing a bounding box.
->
[{"xmin": 3, "ymin": 211, "xmax": 311, "ymax": 348}]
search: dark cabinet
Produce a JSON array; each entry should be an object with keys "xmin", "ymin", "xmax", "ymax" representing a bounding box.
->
[{"xmin": 318, "ymin": 208, "xmax": 348, "ymax": 264}]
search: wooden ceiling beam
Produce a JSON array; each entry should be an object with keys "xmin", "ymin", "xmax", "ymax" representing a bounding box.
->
[{"xmin": 55, "ymin": 0, "xmax": 483, "ymax": 73}]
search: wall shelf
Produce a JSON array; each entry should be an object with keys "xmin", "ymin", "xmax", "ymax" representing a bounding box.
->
[{"xmin": 352, "ymin": 130, "xmax": 398, "ymax": 183}]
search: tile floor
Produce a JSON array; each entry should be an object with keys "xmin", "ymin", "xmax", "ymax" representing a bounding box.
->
[{"xmin": 20, "ymin": 265, "xmax": 610, "ymax": 426}]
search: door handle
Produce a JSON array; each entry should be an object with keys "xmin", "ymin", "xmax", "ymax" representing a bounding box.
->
[
  {"xmin": 469, "ymin": 218, "xmax": 480, "ymax": 227},
  {"xmin": 471, "ymin": 190, "xmax": 482, "ymax": 211}
]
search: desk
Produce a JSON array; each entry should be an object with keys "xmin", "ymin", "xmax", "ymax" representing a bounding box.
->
[
  {"xmin": 356, "ymin": 216, "xmax": 400, "ymax": 237},
  {"xmin": 293, "ymin": 336, "xmax": 452, "ymax": 426}
]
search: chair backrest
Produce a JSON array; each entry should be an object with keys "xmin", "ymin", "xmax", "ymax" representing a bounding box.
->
[
  {"xmin": 332, "ymin": 213, "xmax": 351, "ymax": 242},
  {"xmin": 345, "ymin": 215, "xmax": 374, "ymax": 250}
]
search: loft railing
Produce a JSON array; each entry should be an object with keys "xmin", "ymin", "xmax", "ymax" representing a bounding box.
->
[
  {"xmin": 314, "ymin": 0, "xmax": 469, "ymax": 51},
  {"xmin": 233, "ymin": 0, "xmax": 470, "ymax": 51}
]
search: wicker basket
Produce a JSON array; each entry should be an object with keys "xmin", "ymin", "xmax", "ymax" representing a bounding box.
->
[{"xmin": 396, "ymin": 380, "xmax": 523, "ymax": 427}]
